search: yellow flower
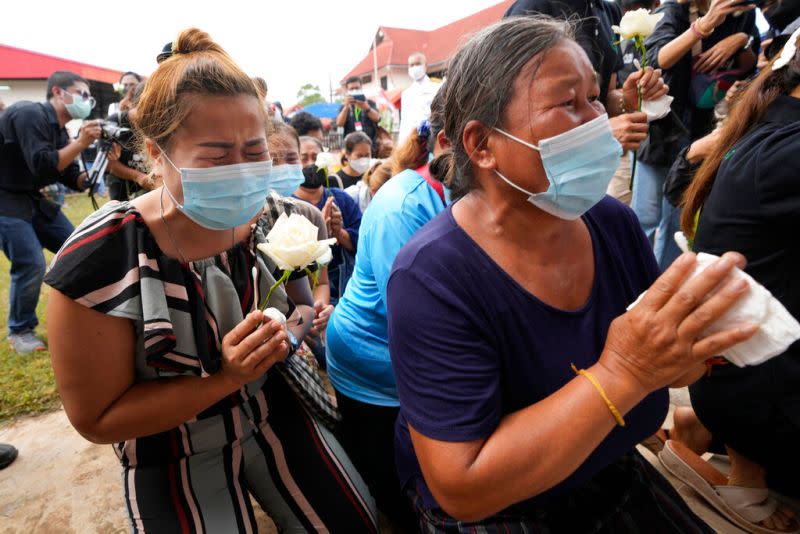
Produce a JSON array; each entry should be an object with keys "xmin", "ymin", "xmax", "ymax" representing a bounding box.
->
[{"xmin": 612, "ymin": 9, "xmax": 664, "ymax": 40}]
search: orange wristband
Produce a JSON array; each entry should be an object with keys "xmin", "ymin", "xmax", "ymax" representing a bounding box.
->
[{"xmin": 571, "ymin": 364, "xmax": 626, "ymax": 427}]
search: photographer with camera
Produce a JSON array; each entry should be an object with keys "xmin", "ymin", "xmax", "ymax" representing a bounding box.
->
[
  {"xmin": 336, "ymin": 76, "xmax": 381, "ymax": 151},
  {"xmin": 0, "ymin": 71, "xmax": 99, "ymax": 353},
  {"xmin": 104, "ymin": 82, "xmax": 154, "ymax": 201}
]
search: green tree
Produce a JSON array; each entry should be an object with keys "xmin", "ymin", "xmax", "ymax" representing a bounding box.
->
[{"xmin": 297, "ymin": 83, "xmax": 324, "ymax": 107}]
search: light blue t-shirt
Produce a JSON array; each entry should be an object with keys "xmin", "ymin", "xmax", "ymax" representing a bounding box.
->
[{"xmin": 326, "ymin": 169, "xmax": 445, "ymax": 406}]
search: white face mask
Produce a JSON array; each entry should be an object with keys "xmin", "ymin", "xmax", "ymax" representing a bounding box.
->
[
  {"xmin": 408, "ymin": 64, "xmax": 426, "ymax": 81},
  {"xmin": 349, "ymin": 157, "xmax": 371, "ymax": 175}
]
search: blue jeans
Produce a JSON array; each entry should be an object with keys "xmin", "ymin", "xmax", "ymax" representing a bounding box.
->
[
  {"xmin": 0, "ymin": 210, "xmax": 74, "ymax": 335},
  {"xmin": 631, "ymin": 160, "xmax": 682, "ymax": 272}
]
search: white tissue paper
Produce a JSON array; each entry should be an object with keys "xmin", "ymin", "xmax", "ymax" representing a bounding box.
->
[
  {"xmin": 627, "ymin": 233, "xmax": 800, "ymax": 367},
  {"xmin": 263, "ymin": 307, "xmax": 287, "ymax": 328},
  {"xmin": 642, "ymin": 94, "xmax": 674, "ymax": 122}
]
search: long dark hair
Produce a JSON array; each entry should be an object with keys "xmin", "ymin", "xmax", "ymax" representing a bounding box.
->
[{"xmin": 681, "ymin": 35, "xmax": 800, "ymax": 236}]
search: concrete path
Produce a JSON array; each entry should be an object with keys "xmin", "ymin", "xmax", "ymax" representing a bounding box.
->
[{"xmin": 0, "ymin": 410, "xmax": 276, "ymax": 533}]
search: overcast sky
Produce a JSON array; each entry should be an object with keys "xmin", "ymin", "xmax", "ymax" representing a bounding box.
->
[{"xmin": 4, "ymin": 0, "xmax": 502, "ymax": 105}]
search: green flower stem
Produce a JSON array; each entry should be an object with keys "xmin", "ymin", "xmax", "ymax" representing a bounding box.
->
[
  {"xmin": 318, "ymin": 166, "xmax": 330, "ymax": 189},
  {"xmin": 304, "ymin": 267, "xmax": 319, "ymax": 290},
  {"xmin": 259, "ymin": 269, "xmax": 291, "ymax": 311},
  {"xmin": 635, "ymin": 37, "xmax": 648, "ymax": 111},
  {"xmin": 630, "ymin": 36, "xmax": 649, "ymax": 190}
]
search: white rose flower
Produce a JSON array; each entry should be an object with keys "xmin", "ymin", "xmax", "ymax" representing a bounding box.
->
[
  {"xmin": 257, "ymin": 213, "xmax": 337, "ymax": 271},
  {"xmin": 315, "ymin": 152, "xmax": 339, "ymax": 173},
  {"xmin": 612, "ymin": 9, "xmax": 664, "ymax": 40}
]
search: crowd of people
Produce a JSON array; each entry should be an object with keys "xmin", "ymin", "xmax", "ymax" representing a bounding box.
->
[{"xmin": 0, "ymin": 0, "xmax": 799, "ymax": 532}]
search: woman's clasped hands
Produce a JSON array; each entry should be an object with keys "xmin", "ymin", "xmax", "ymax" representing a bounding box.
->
[
  {"xmin": 219, "ymin": 311, "xmax": 289, "ymax": 388},
  {"xmin": 600, "ymin": 251, "xmax": 758, "ymax": 395}
]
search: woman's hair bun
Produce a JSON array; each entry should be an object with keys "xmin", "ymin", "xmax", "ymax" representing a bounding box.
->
[{"xmin": 172, "ymin": 28, "xmax": 225, "ymax": 56}]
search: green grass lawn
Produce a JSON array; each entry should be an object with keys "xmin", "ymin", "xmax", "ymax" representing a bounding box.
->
[{"xmin": 0, "ymin": 193, "xmax": 105, "ymax": 421}]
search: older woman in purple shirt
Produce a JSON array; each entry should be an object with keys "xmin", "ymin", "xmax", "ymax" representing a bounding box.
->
[{"xmin": 387, "ymin": 16, "xmax": 756, "ymax": 533}]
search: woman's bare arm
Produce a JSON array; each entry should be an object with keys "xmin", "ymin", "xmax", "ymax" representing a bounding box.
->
[{"xmin": 48, "ymin": 289, "xmax": 286, "ymax": 444}]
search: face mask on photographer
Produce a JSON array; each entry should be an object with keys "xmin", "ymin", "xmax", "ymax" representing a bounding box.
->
[
  {"xmin": 62, "ymin": 89, "xmax": 94, "ymax": 120},
  {"xmin": 158, "ymin": 145, "xmax": 273, "ymax": 230}
]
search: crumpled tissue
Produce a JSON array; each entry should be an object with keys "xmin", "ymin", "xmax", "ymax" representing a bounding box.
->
[
  {"xmin": 642, "ymin": 94, "xmax": 674, "ymax": 122},
  {"xmin": 627, "ymin": 233, "xmax": 800, "ymax": 367}
]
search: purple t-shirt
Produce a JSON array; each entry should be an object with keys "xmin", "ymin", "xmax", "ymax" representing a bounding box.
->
[{"xmin": 387, "ymin": 197, "xmax": 668, "ymax": 513}]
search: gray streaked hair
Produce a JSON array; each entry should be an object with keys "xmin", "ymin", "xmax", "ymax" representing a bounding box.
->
[{"xmin": 443, "ymin": 15, "xmax": 575, "ymax": 195}]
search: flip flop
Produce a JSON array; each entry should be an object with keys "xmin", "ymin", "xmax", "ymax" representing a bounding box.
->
[{"xmin": 659, "ymin": 440, "xmax": 800, "ymax": 534}]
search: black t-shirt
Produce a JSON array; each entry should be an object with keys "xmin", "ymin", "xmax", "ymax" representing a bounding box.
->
[
  {"xmin": 339, "ymin": 99, "xmax": 379, "ymax": 145},
  {"xmin": 105, "ymin": 112, "xmax": 146, "ymax": 198},
  {"xmin": 505, "ymin": 0, "xmax": 623, "ymax": 105},
  {"xmin": 106, "ymin": 112, "xmax": 148, "ymax": 175},
  {"xmin": 335, "ymin": 169, "xmax": 362, "ymax": 189},
  {"xmin": 694, "ymin": 96, "xmax": 800, "ymax": 329},
  {"xmin": 618, "ymin": 38, "xmax": 644, "ymax": 85},
  {"xmin": 765, "ymin": 3, "xmax": 800, "ymax": 32}
]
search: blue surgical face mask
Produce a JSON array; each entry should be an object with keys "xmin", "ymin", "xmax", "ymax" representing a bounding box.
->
[
  {"xmin": 269, "ymin": 163, "xmax": 304, "ymax": 197},
  {"xmin": 493, "ymin": 114, "xmax": 621, "ymax": 220},
  {"xmin": 160, "ymin": 147, "xmax": 273, "ymax": 230}
]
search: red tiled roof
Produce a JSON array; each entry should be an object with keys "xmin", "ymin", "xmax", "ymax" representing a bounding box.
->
[
  {"xmin": 0, "ymin": 44, "xmax": 126, "ymax": 85},
  {"xmin": 342, "ymin": 0, "xmax": 514, "ymax": 82}
]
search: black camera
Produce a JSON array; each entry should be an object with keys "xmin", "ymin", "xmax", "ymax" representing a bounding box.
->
[
  {"xmin": 351, "ymin": 93, "xmax": 366, "ymax": 102},
  {"xmin": 100, "ymin": 120, "xmax": 130, "ymax": 142}
]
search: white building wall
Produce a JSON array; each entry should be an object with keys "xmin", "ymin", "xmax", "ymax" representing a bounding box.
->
[
  {"xmin": 358, "ymin": 67, "xmax": 413, "ymax": 96},
  {"xmin": 388, "ymin": 67, "xmax": 413, "ymax": 92},
  {"xmin": 0, "ymin": 79, "xmax": 48, "ymax": 107}
]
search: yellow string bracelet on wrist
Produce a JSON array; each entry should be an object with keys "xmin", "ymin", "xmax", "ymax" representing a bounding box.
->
[{"xmin": 571, "ymin": 364, "xmax": 626, "ymax": 427}]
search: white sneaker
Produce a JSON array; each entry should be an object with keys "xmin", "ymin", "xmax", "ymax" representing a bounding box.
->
[{"xmin": 8, "ymin": 330, "xmax": 46, "ymax": 354}]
